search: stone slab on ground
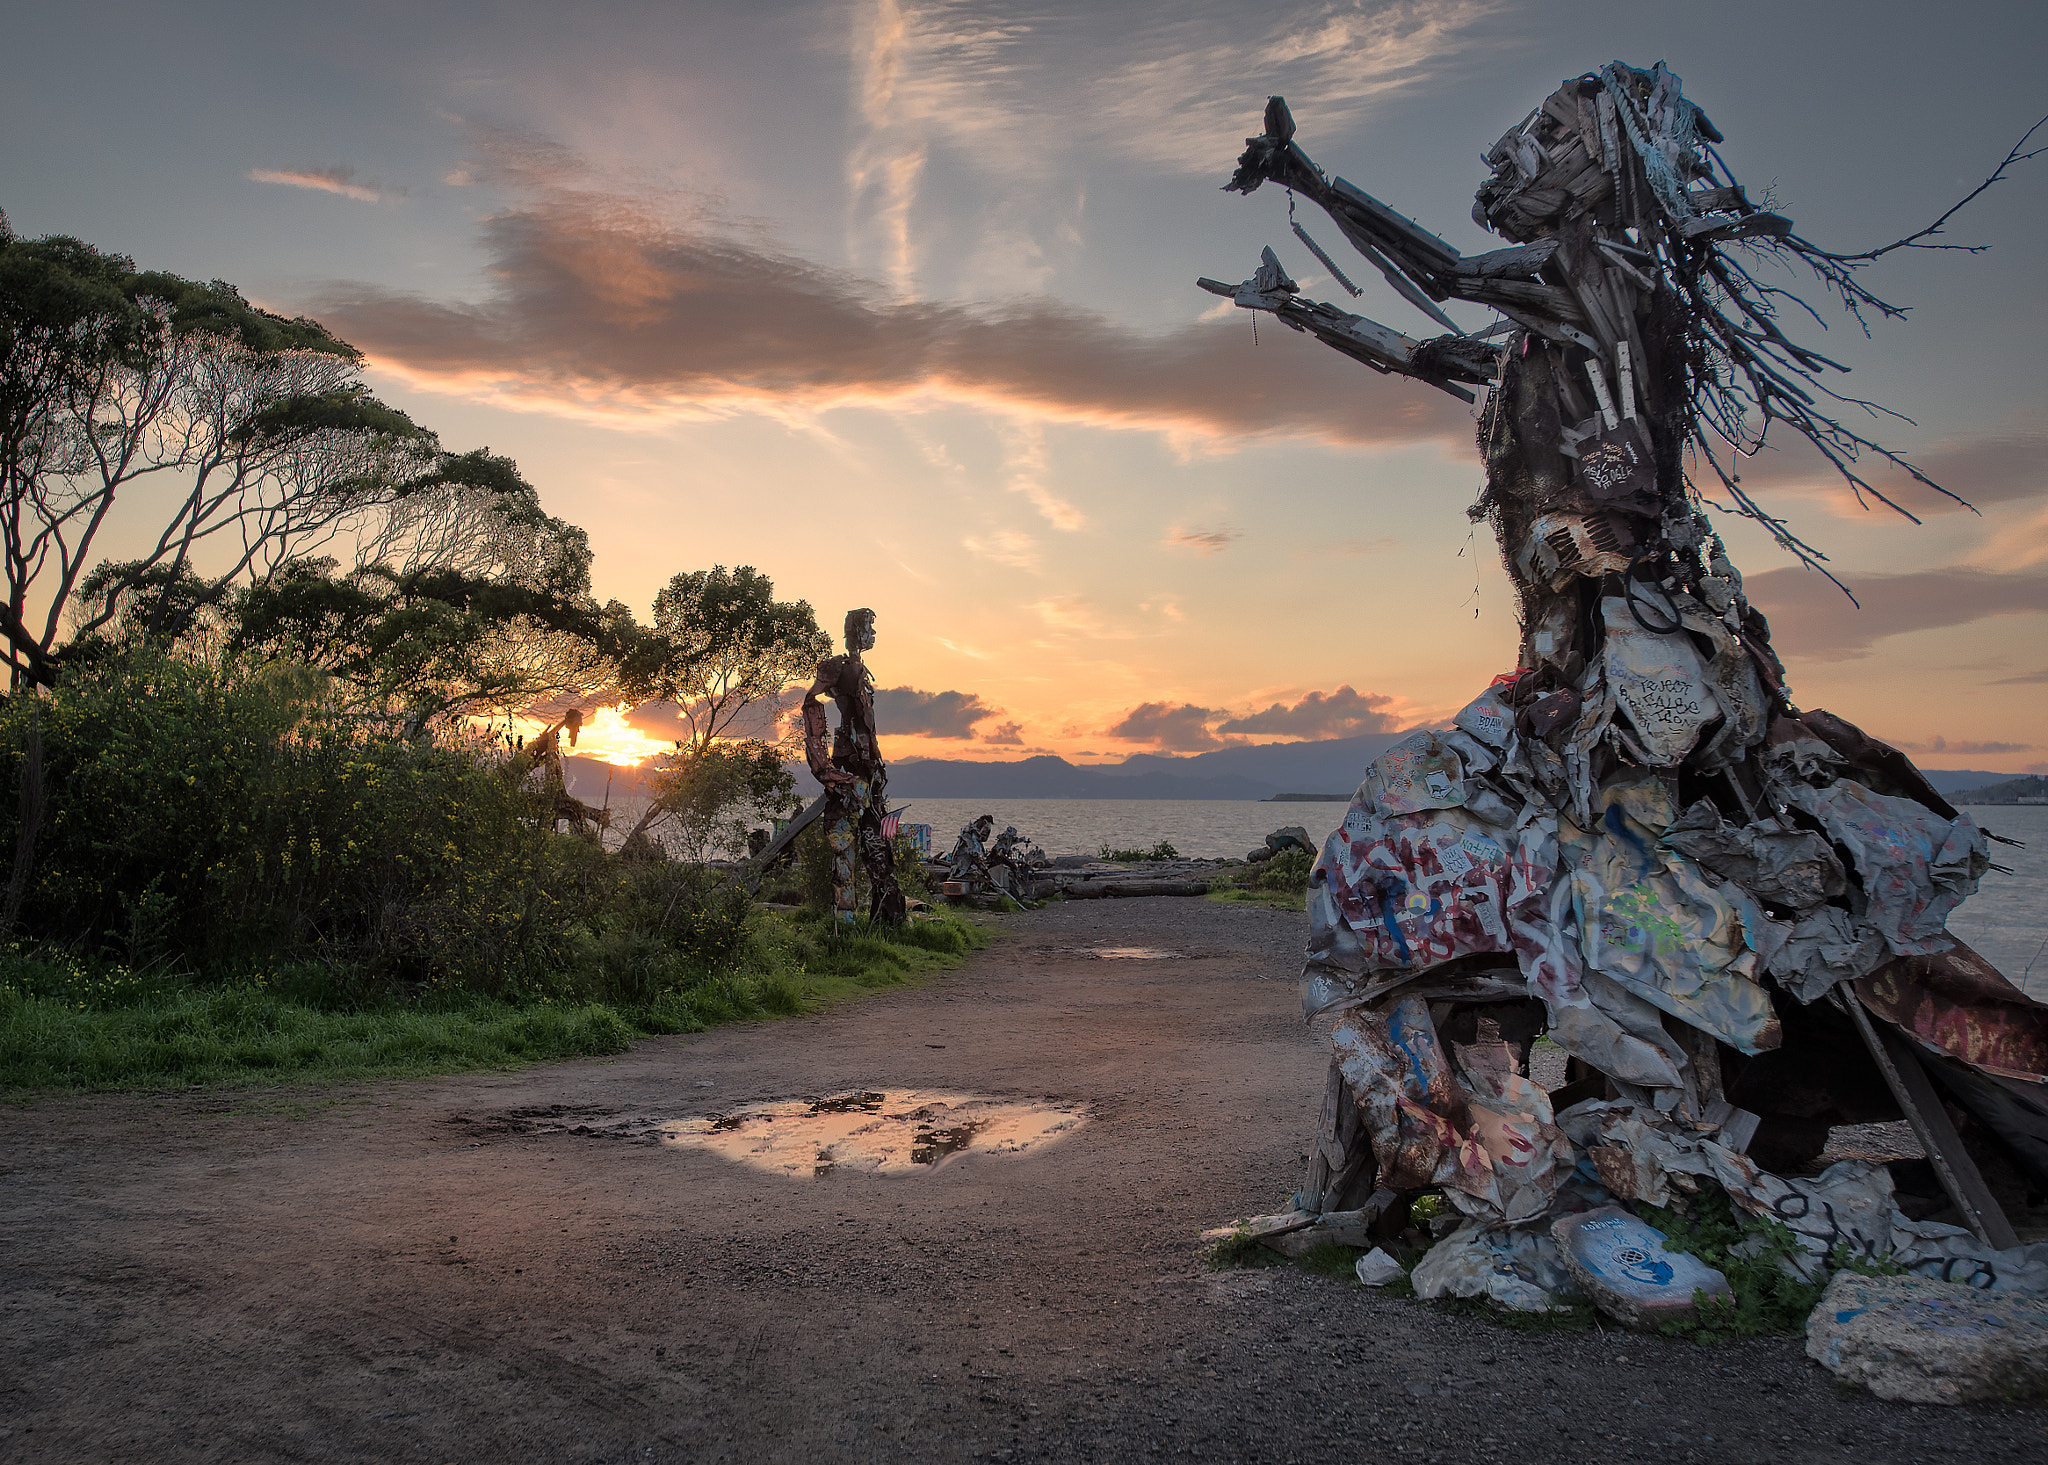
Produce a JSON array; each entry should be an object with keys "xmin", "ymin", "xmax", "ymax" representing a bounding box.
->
[
  {"xmin": 1806, "ymin": 1271, "xmax": 2048, "ymax": 1405},
  {"xmin": 1552, "ymin": 1205, "xmax": 1731, "ymax": 1328}
]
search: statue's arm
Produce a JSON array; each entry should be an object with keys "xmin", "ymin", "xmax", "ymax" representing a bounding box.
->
[
  {"xmin": 1222, "ymin": 95, "xmax": 1606, "ymax": 356},
  {"xmin": 800, "ymin": 664, "xmax": 855, "ymax": 789},
  {"xmin": 1197, "ymin": 250, "xmax": 1501, "ymax": 402}
]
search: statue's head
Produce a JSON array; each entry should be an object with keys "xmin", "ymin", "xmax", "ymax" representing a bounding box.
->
[{"xmin": 845, "ymin": 607, "xmax": 876, "ymax": 654}]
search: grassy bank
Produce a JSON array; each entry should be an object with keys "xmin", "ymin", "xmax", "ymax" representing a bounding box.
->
[
  {"xmin": 1207, "ymin": 847, "xmax": 1312, "ymax": 912},
  {"xmin": 0, "ymin": 909, "xmax": 989, "ymax": 1092}
]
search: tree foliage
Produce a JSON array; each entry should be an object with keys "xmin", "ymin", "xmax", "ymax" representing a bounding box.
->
[
  {"xmin": 619, "ymin": 566, "xmax": 829, "ymax": 752},
  {"xmin": 0, "ymin": 219, "xmax": 542, "ymax": 688}
]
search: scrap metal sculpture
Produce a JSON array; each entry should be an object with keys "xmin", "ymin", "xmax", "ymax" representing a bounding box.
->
[
  {"xmin": 1204, "ymin": 65, "xmax": 2048, "ymax": 1301},
  {"xmin": 801, "ymin": 608, "xmax": 908, "ymax": 926}
]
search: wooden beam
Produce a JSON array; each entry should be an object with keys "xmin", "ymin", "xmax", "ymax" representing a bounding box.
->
[{"xmin": 1841, "ymin": 992, "xmax": 2019, "ymax": 1251}]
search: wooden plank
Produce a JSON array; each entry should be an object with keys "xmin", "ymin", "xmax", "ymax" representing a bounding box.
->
[
  {"xmin": 1687, "ymin": 184, "xmax": 1748, "ymax": 213},
  {"xmin": 1330, "ymin": 176, "xmax": 1462, "ymax": 269},
  {"xmin": 1843, "ymin": 993, "xmax": 2020, "ymax": 1251},
  {"xmin": 1455, "ymin": 237, "xmax": 1562, "ymax": 280},
  {"xmin": 1540, "ymin": 88, "xmax": 1580, "ymax": 130}
]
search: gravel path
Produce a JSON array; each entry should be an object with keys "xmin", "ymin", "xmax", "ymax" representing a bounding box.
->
[{"xmin": 3, "ymin": 899, "xmax": 2042, "ymax": 1462}]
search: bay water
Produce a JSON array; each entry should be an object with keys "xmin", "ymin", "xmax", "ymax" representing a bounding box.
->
[{"xmin": 900, "ymin": 796, "xmax": 2048, "ymax": 998}]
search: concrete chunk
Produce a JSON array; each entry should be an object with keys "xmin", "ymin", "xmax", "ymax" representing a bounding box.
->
[{"xmin": 1806, "ymin": 1271, "xmax": 2048, "ymax": 1405}]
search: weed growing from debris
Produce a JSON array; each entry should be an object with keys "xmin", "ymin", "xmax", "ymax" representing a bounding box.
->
[{"xmin": 1636, "ymin": 1184, "xmax": 1862, "ymax": 1342}]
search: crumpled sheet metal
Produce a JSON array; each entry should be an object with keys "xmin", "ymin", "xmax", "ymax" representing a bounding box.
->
[
  {"xmin": 1600, "ymin": 594, "xmax": 1718, "ymax": 766},
  {"xmin": 1663, "ymin": 799, "xmax": 1845, "ymax": 910},
  {"xmin": 1411, "ymin": 1219, "xmax": 1582, "ymax": 1311},
  {"xmin": 1558, "ymin": 1101, "xmax": 2048, "ymax": 1295},
  {"xmin": 1309, "ymin": 802, "xmax": 1548, "ymax": 981},
  {"xmin": 1565, "ymin": 783, "xmax": 1780, "ymax": 1054},
  {"xmin": 1331, "ymin": 1001, "xmax": 1570, "ymax": 1221},
  {"xmin": 1856, "ymin": 944, "xmax": 2048, "ymax": 1083},
  {"xmin": 1362, "ymin": 729, "xmax": 1470, "ymax": 817},
  {"xmin": 1779, "ymin": 778, "xmax": 1988, "ymax": 958}
]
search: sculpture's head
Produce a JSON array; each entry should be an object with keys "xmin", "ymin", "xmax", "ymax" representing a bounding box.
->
[{"xmin": 845, "ymin": 607, "xmax": 877, "ymax": 654}]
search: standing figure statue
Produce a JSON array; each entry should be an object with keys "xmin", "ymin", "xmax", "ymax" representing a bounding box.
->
[{"xmin": 801, "ymin": 608, "xmax": 907, "ymax": 926}]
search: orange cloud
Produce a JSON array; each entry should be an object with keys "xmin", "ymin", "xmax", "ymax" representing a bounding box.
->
[
  {"xmin": 309, "ymin": 133, "xmax": 1470, "ymax": 448},
  {"xmin": 248, "ymin": 165, "xmax": 385, "ymax": 203}
]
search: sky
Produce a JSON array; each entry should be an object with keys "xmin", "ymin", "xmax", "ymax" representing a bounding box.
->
[{"xmin": 4, "ymin": 0, "xmax": 2045, "ymax": 772}]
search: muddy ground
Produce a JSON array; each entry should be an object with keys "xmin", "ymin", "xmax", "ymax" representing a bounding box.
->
[{"xmin": 3, "ymin": 898, "xmax": 2042, "ymax": 1464}]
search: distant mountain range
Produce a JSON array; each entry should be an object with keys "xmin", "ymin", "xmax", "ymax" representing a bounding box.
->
[{"xmin": 571, "ymin": 745, "xmax": 2017, "ymax": 805}]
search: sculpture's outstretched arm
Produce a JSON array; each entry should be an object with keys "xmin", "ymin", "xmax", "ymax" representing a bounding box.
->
[
  {"xmin": 1196, "ymin": 248, "xmax": 1500, "ymax": 402},
  {"xmin": 1223, "ymin": 95, "xmax": 1608, "ymax": 354}
]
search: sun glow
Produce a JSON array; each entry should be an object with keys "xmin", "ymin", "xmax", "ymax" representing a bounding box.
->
[{"xmin": 560, "ymin": 706, "xmax": 677, "ymax": 767}]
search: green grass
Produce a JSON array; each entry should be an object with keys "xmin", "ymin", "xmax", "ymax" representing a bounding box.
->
[
  {"xmin": 0, "ymin": 908, "xmax": 989, "ymax": 1093},
  {"xmin": 1205, "ymin": 886, "xmax": 1307, "ymax": 913},
  {"xmin": 1206, "ymin": 848, "xmax": 1313, "ymax": 913}
]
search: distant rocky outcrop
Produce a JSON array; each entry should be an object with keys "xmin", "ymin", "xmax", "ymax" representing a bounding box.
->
[{"xmin": 1949, "ymin": 773, "xmax": 2048, "ymax": 805}]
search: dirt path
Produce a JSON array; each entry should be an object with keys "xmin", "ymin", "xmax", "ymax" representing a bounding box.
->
[{"xmin": 3, "ymin": 900, "xmax": 2041, "ymax": 1463}]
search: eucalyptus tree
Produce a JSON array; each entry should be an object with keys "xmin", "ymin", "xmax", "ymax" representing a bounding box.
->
[{"xmin": 0, "ymin": 219, "xmax": 538, "ymax": 689}]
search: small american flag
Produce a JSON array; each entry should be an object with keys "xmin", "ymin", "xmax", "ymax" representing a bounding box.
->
[{"xmin": 879, "ymin": 812, "xmax": 901, "ymax": 840}]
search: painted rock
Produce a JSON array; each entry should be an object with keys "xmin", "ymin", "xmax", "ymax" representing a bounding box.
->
[
  {"xmin": 1550, "ymin": 1205, "xmax": 1731, "ymax": 1328},
  {"xmin": 1806, "ymin": 1271, "xmax": 2048, "ymax": 1406}
]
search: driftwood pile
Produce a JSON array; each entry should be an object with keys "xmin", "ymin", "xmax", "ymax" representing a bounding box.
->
[{"xmin": 1202, "ymin": 63, "xmax": 2048, "ymax": 1321}]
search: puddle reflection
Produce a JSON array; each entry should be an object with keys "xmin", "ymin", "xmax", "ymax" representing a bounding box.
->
[{"xmin": 656, "ymin": 1091, "xmax": 1086, "ymax": 1178}]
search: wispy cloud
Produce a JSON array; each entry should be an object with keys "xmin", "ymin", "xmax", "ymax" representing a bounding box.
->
[
  {"xmin": 1165, "ymin": 526, "xmax": 1240, "ymax": 554},
  {"xmin": 963, "ymin": 528, "xmax": 1041, "ymax": 570},
  {"xmin": 311, "ymin": 131, "xmax": 1474, "ymax": 445},
  {"xmin": 248, "ymin": 165, "xmax": 387, "ymax": 203},
  {"xmin": 1744, "ymin": 563, "xmax": 2048, "ymax": 660},
  {"xmin": 838, "ymin": 1, "xmax": 1499, "ymax": 294},
  {"xmin": 1708, "ymin": 430, "xmax": 2048, "ymax": 523},
  {"xmin": 997, "ymin": 420, "xmax": 1083, "ymax": 530}
]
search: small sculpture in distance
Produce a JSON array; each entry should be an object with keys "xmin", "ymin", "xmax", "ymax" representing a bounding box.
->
[
  {"xmin": 800, "ymin": 607, "xmax": 907, "ymax": 926},
  {"xmin": 943, "ymin": 814, "xmax": 998, "ymax": 895}
]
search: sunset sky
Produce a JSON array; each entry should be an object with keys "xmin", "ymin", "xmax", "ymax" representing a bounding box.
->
[{"xmin": 5, "ymin": 1, "xmax": 2044, "ymax": 772}]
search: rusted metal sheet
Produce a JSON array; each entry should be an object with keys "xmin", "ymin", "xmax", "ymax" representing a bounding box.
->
[{"xmin": 1856, "ymin": 941, "xmax": 2048, "ymax": 1082}]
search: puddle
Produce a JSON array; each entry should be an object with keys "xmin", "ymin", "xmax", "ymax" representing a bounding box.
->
[
  {"xmin": 533, "ymin": 1091, "xmax": 1086, "ymax": 1178},
  {"xmin": 1077, "ymin": 946, "xmax": 1182, "ymax": 960}
]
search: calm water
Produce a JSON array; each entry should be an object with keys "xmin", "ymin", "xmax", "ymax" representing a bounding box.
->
[{"xmin": 900, "ymin": 797, "xmax": 2048, "ymax": 998}]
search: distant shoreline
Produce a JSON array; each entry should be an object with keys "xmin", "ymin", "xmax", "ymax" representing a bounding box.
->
[{"xmin": 1262, "ymin": 793, "xmax": 1350, "ymax": 802}]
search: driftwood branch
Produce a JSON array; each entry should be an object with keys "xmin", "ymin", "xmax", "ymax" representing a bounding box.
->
[{"xmin": 1797, "ymin": 113, "xmax": 2048, "ymax": 264}]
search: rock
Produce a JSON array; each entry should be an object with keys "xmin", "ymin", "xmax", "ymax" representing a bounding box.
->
[
  {"xmin": 1550, "ymin": 1206, "xmax": 1730, "ymax": 1329},
  {"xmin": 1806, "ymin": 1271, "xmax": 2048, "ymax": 1405},
  {"xmin": 1246, "ymin": 846, "xmax": 1274, "ymax": 863},
  {"xmin": 1265, "ymin": 825, "xmax": 1313, "ymax": 855},
  {"xmin": 1355, "ymin": 1247, "xmax": 1406, "ymax": 1287}
]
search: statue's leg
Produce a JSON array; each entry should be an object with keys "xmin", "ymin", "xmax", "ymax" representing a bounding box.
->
[
  {"xmin": 856, "ymin": 790, "xmax": 908, "ymax": 926},
  {"xmin": 827, "ymin": 787, "xmax": 860, "ymax": 926}
]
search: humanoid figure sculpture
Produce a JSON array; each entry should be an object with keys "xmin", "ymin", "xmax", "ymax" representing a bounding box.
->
[
  {"xmin": 944, "ymin": 814, "xmax": 997, "ymax": 893},
  {"xmin": 1199, "ymin": 66, "xmax": 2042, "ymax": 1258},
  {"xmin": 800, "ymin": 608, "xmax": 907, "ymax": 926}
]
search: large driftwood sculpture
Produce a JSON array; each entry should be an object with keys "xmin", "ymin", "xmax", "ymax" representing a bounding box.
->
[{"xmin": 1203, "ymin": 65, "xmax": 2048, "ymax": 1297}]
